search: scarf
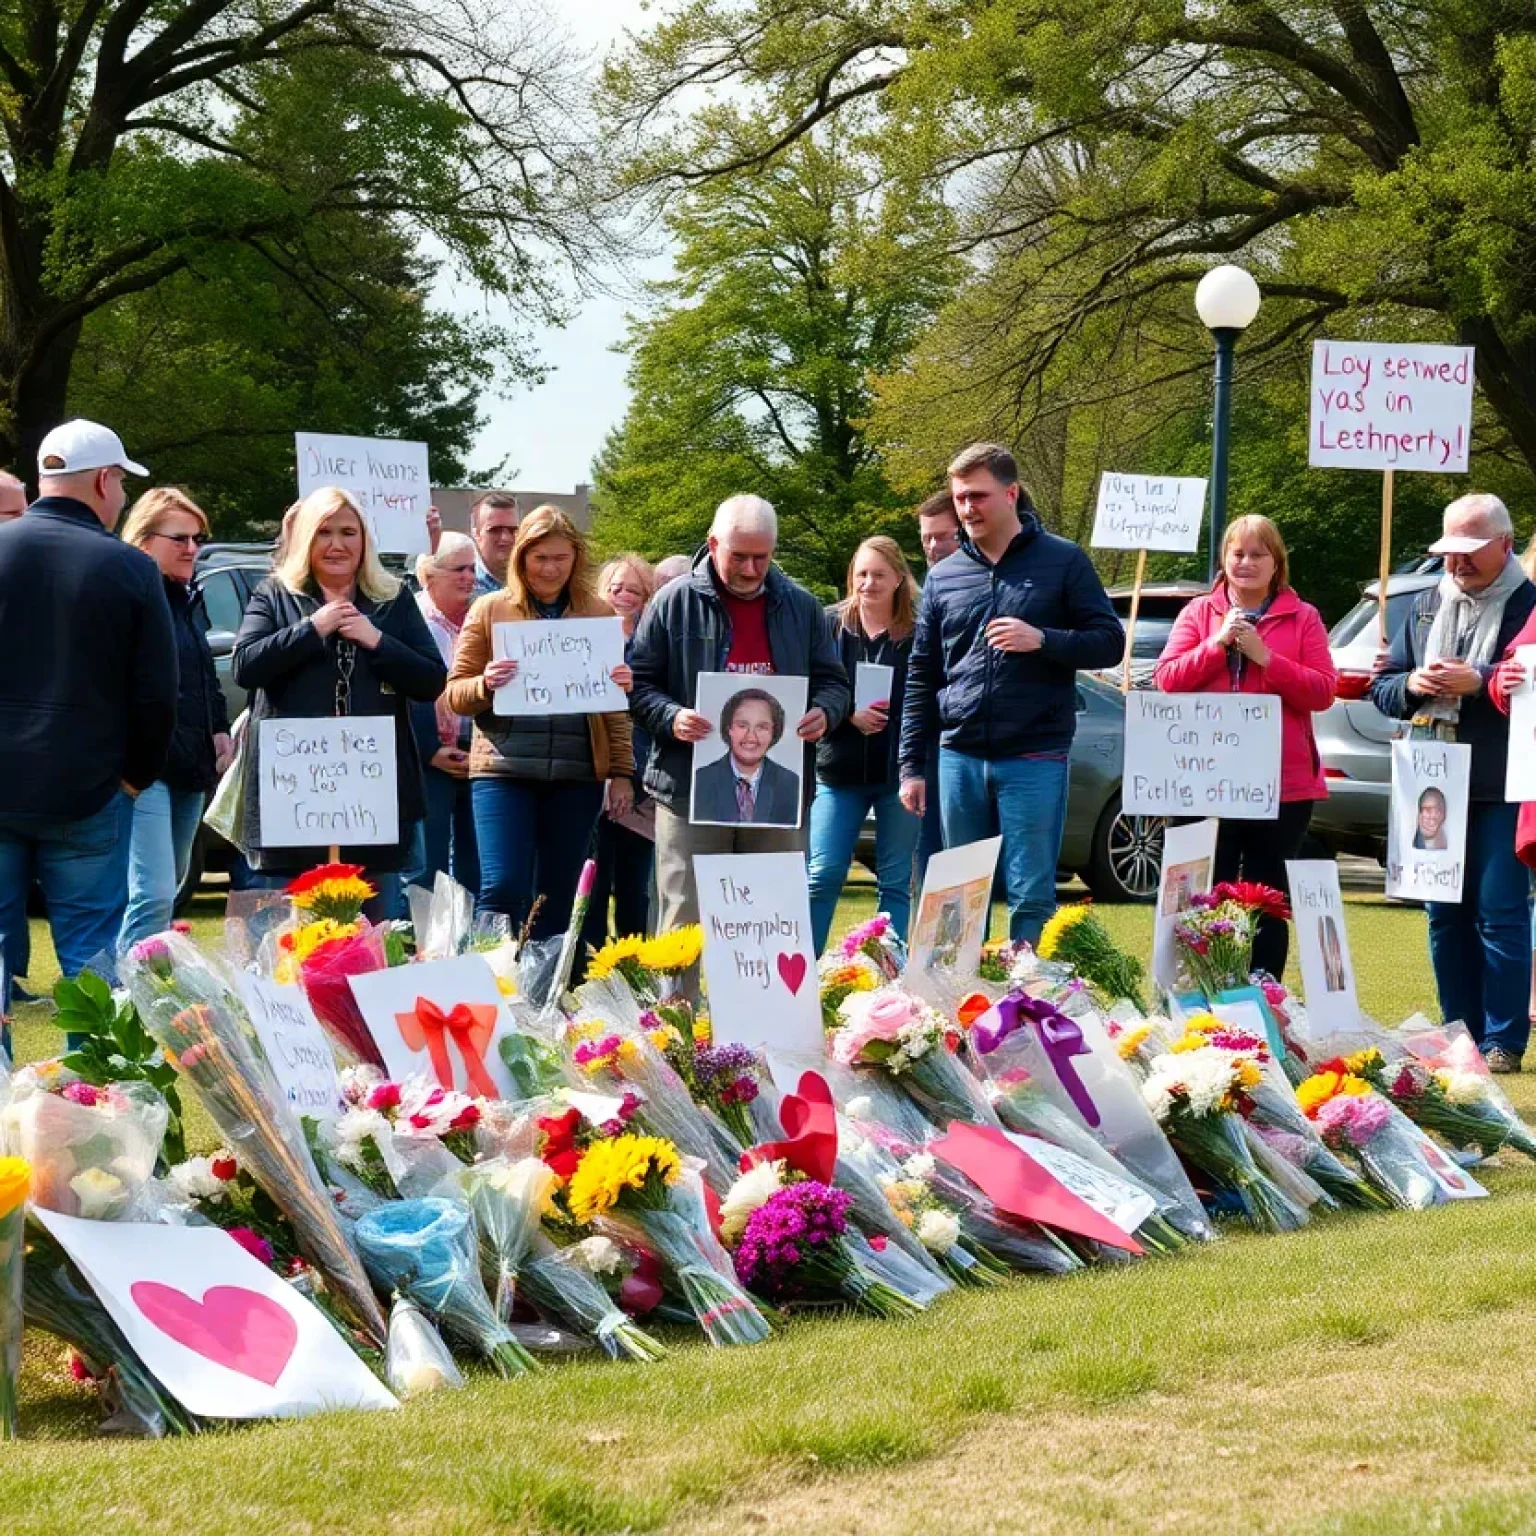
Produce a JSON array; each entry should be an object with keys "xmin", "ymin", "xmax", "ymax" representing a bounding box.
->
[
  {"xmin": 417, "ymin": 591, "xmax": 470, "ymax": 748},
  {"xmin": 1225, "ymin": 590, "xmax": 1273, "ymax": 689},
  {"xmin": 1420, "ymin": 553, "xmax": 1527, "ymax": 729}
]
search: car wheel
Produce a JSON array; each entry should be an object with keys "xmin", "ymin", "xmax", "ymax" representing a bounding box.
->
[
  {"xmin": 1084, "ymin": 794, "xmax": 1165, "ymax": 903},
  {"xmin": 173, "ymin": 829, "xmax": 206, "ymax": 916}
]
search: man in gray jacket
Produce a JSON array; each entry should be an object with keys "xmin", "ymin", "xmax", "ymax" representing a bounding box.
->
[{"xmin": 629, "ymin": 495, "xmax": 850, "ymax": 929}]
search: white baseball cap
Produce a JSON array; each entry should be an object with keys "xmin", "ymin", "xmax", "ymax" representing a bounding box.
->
[
  {"xmin": 1427, "ymin": 533, "xmax": 1495, "ymax": 555},
  {"xmin": 36, "ymin": 419, "xmax": 148, "ymax": 478}
]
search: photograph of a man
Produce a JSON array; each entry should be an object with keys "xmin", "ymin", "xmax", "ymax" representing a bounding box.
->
[
  {"xmin": 1413, "ymin": 787, "xmax": 1450, "ymax": 851},
  {"xmin": 691, "ymin": 685, "xmax": 804, "ymax": 827}
]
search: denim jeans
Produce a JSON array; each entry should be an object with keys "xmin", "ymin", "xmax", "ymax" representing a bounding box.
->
[
  {"xmin": 119, "ymin": 782, "xmax": 207, "ymax": 951},
  {"xmin": 938, "ymin": 749, "xmax": 1069, "ymax": 947},
  {"xmin": 808, "ymin": 782, "xmax": 922, "ymax": 953},
  {"xmin": 406, "ymin": 766, "xmax": 480, "ymax": 897},
  {"xmin": 0, "ymin": 791, "xmax": 134, "ymax": 1016},
  {"xmin": 473, "ymin": 777, "xmax": 604, "ymax": 941},
  {"xmin": 581, "ymin": 816, "xmax": 655, "ymax": 952},
  {"xmin": 1428, "ymin": 800, "xmax": 1533, "ymax": 1057}
]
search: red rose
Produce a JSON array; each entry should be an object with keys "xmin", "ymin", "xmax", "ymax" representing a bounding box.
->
[
  {"xmin": 449, "ymin": 1103, "xmax": 481, "ymax": 1131},
  {"xmin": 210, "ymin": 1153, "xmax": 238, "ymax": 1182}
]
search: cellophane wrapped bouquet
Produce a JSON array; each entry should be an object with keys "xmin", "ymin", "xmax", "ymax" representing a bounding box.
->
[
  {"xmin": 518, "ymin": 1234, "xmax": 668, "ymax": 1362},
  {"xmin": 325, "ymin": 1066, "xmax": 481, "ymax": 1199},
  {"xmin": 383, "ymin": 1294, "xmax": 464, "ymax": 1398},
  {"xmin": 1170, "ymin": 883, "xmax": 1290, "ymax": 999},
  {"xmin": 460, "ymin": 1156, "xmax": 556, "ymax": 1321},
  {"xmin": 1036, "ymin": 903, "xmax": 1148, "ymax": 1012},
  {"xmin": 0, "ymin": 1158, "xmax": 27, "ymax": 1439}
]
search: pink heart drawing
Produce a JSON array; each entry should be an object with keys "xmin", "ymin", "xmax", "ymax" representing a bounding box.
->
[
  {"xmin": 130, "ymin": 1282, "xmax": 298, "ymax": 1388},
  {"xmin": 776, "ymin": 951, "xmax": 808, "ymax": 996}
]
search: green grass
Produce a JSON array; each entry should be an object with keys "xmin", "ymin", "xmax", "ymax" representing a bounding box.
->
[{"xmin": 8, "ymin": 886, "xmax": 1536, "ymax": 1534}]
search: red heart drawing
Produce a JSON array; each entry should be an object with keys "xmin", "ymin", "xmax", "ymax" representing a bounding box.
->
[
  {"xmin": 130, "ymin": 1282, "xmax": 298, "ymax": 1388},
  {"xmin": 776, "ymin": 951, "xmax": 807, "ymax": 995}
]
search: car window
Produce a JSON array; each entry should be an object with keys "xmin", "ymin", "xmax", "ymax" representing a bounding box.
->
[
  {"xmin": 198, "ymin": 570, "xmax": 245, "ymax": 636},
  {"xmin": 1329, "ymin": 590, "xmax": 1420, "ymax": 649},
  {"xmin": 1129, "ymin": 618, "xmax": 1176, "ymax": 659}
]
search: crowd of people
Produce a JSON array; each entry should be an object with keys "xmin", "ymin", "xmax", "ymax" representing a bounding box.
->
[{"xmin": 5, "ymin": 422, "xmax": 1536, "ymax": 1076}]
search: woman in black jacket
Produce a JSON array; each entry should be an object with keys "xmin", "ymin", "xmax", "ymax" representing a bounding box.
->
[
  {"xmin": 116, "ymin": 488, "xmax": 233, "ymax": 948},
  {"xmin": 807, "ymin": 536, "xmax": 922, "ymax": 953},
  {"xmin": 233, "ymin": 487, "xmax": 446, "ymax": 917}
]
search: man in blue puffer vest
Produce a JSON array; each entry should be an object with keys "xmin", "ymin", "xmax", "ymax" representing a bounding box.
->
[{"xmin": 898, "ymin": 442, "xmax": 1123, "ymax": 945}]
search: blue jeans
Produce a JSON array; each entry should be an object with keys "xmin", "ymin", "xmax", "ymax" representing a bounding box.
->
[
  {"xmin": 913, "ymin": 741, "xmax": 946, "ymax": 892},
  {"xmin": 1428, "ymin": 800, "xmax": 1532, "ymax": 1057},
  {"xmin": 580, "ymin": 816, "xmax": 656, "ymax": 957},
  {"xmin": 0, "ymin": 792, "xmax": 134, "ymax": 1017},
  {"xmin": 119, "ymin": 782, "xmax": 206, "ymax": 951},
  {"xmin": 808, "ymin": 783, "xmax": 922, "ymax": 954},
  {"xmin": 939, "ymin": 749, "xmax": 1068, "ymax": 947},
  {"xmin": 473, "ymin": 777, "xmax": 603, "ymax": 941},
  {"xmin": 406, "ymin": 767, "xmax": 480, "ymax": 896}
]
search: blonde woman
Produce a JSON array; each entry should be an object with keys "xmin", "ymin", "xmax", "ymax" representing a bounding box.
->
[
  {"xmin": 807, "ymin": 535, "xmax": 923, "ymax": 953},
  {"xmin": 115, "ymin": 488, "xmax": 232, "ymax": 947},
  {"xmin": 445, "ymin": 507, "xmax": 634, "ymax": 939},
  {"xmin": 232, "ymin": 486, "xmax": 445, "ymax": 914}
]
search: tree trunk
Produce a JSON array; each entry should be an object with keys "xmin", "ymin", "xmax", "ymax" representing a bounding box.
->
[{"xmin": 1462, "ymin": 316, "xmax": 1536, "ymax": 483}]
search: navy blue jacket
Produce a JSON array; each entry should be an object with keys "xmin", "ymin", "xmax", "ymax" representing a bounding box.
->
[
  {"xmin": 816, "ymin": 608, "xmax": 910, "ymax": 790},
  {"xmin": 0, "ymin": 497, "xmax": 177, "ymax": 818},
  {"xmin": 898, "ymin": 515, "xmax": 1122, "ymax": 776},
  {"xmin": 164, "ymin": 578, "xmax": 232, "ymax": 794},
  {"xmin": 1370, "ymin": 579, "xmax": 1536, "ymax": 803}
]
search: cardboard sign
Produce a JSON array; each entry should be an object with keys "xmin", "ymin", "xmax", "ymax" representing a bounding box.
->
[
  {"xmin": 690, "ymin": 673, "xmax": 809, "ymax": 829},
  {"xmin": 1286, "ymin": 860, "xmax": 1361, "ymax": 1032},
  {"xmin": 1505, "ymin": 645, "xmax": 1536, "ymax": 801},
  {"xmin": 492, "ymin": 617, "xmax": 627, "ymax": 717},
  {"xmin": 1308, "ymin": 341, "xmax": 1474, "ymax": 474},
  {"xmin": 35, "ymin": 1210, "xmax": 396, "ymax": 1419},
  {"xmin": 1090, "ymin": 473, "xmax": 1208, "ymax": 552},
  {"xmin": 1122, "ymin": 693, "xmax": 1280, "ymax": 820},
  {"xmin": 257, "ymin": 717, "xmax": 398, "ymax": 848},
  {"xmin": 349, "ymin": 953, "xmax": 524, "ymax": 1100},
  {"xmin": 1386, "ymin": 738, "xmax": 1470, "ymax": 902},
  {"xmin": 907, "ymin": 837, "xmax": 1002, "ymax": 999},
  {"xmin": 239, "ymin": 976, "xmax": 344, "ymax": 1123},
  {"xmin": 694, "ymin": 852, "xmax": 822, "ymax": 1059},
  {"xmin": 295, "ymin": 431, "xmax": 432, "ymax": 555},
  {"xmin": 1152, "ymin": 818, "xmax": 1218, "ymax": 991},
  {"xmin": 854, "ymin": 662, "xmax": 895, "ymax": 714}
]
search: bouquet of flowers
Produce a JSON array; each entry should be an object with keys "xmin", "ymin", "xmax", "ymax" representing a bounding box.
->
[
  {"xmin": 690, "ymin": 1043, "xmax": 765, "ymax": 1148},
  {"xmin": 1343, "ymin": 1048, "xmax": 1536, "ymax": 1160},
  {"xmin": 461, "ymin": 1157, "xmax": 557, "ymax": 1321},
  {"xmin": 326, "ymin": 1067, "xmax": 481, "ymax": 1199},
  {"xmin": 123, "ymin": 932, "xmax": 387, "ymax": 1345},
  {"xmin": 1296, "ymin": 1068, "xmax": 1485, "ymax": 1209},
  {"xmin": 1, "ymin": 1068, "xmax": 166, "ymax": 1220},
  {"xmin": 817, "ymin": 950, "xmax": 882, "ymax": 1029},
  {"xmin": 584, "ymin": 925, "xmax": 705, "ymax": 1005},
  {"xmin": 519, "ymin": 1236, "xmax": 668, "ymax": 1362},
  {"xmin": 355, "ymin": 1198, "xmax": 540, "ymax": 1377},
  {"xmin": 1036, "ymin": 903, "xmax": 1148, "ymax": 1011},
  {"xmin": 1171, "ymin": 882, "xmax": 1290, "ymax": 999},
  {"xmin": 836, "ymin": 914, "xmax": 904, "ymax": 982},
  {"xmin": 874, "ymin": 1152, "xmax": 1011, "ymax": 1286},
  {"xmin": 568, "ymin": 1133, "xmax": 771, "ymax": 1346},
  {"xmin": 383, "ymin": 1295, "xmax": 464, "ymax": 1398},
  {"xmin": 0, "ymin": 1158, "xmax": 26, "ymax": 1439},
  {"xmin": 162, "ymin": 1149, "xmax": 301, "ymax": 1269}
]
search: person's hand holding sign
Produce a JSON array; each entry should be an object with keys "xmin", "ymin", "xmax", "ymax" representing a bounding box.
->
[
  {"xmin": 851, "ymin": 702, "xmax": 888, "ymax": 735},
  {"xmin": 484, "ymin": 657, "xmax": 518, "ymax": 690},
  {"xmin": 797, "ymin": 707, "xmax": 829, "ymax": 742},
  {"xmin": 672, "ymin": 708, "xmax": 711, "ymax": 742},
  {"xmin": 1495, "ymin": 653, "xmax": 1530, "ymax": 701}
]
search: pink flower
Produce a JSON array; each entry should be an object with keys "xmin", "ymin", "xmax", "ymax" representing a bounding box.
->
[
  {"xmin": 368, "ymin": 1082, "xmax": 402, "ymax": 1112},
  {"xmin": 832, "ymin": 991, "xmax": 916, "ymax": 1065},
  {"xmin": 61, "ymin": 1081, "xmax": 103, "ymax": 1107},
  {"xmin": 448, "ymin": 1103, "xmax": 481, "ymax": 1131},
  {"xmin": 227, "ymin": 1227, "xmax": 275, "ymax": 1266}
]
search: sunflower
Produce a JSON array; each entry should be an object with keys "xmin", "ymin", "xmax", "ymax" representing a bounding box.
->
[
  {"xmin": 566, "ymin": 1134, "xmax": 681, "ymax": 1224},
  {"xmin": 636, "ymin": 925, "xmax": 704, "ymax": 974},
  {"xmin": 1036, "ymin": 902, "xmax": 1094, "ymax": 961},
  {"xmin": 585, "ymin": 934, "xmax": 646, "ymax": 982},
  {"xmin": 0, "ymin": 1157, "xmax": 30, "ymax": 1219}
]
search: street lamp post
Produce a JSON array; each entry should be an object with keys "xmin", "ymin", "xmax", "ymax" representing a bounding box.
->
[{"xmin": 1194, "ymin": 265, "xmax": 1262, "ymax": 582}]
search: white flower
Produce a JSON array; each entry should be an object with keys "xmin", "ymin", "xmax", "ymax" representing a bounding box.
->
[
  {"xmin": 70, "ymin": 1167, "xmax": 127, "ymax": 1220},
  {"xmin": 332, "ymin": 1106, "xmax": 391, "ymax": 1168},
  {"xmin": 478, "ymin": 1157, "xmax": 557, "ymax": 1213},
  {"xmin": 395, "ymin": 1078, "xmax": 476, "ymax": 1138},
  {"xmin": 844, "ymin": 1095, "xmax": 874, "ymax": 1122},
  {"xmin": 1141, "ymin": 1049, "xmax": 1238, "ymax": 1122},
  {"xmin": 1436, "ymin": 1069, "xmax": 1486, "ymax": 1106},
  {"xmin": 916, "ymin": 1208, "xmax": 961, "ymax": 1255},
  {"xmin": 901, "ymin": 1152, "xmax": 936, "ymax": 1182},
  {"xmin": 167, "ymin": 1156, "xmax": 227, "ymax": 1205},
  {"xmin": 719, "ymin": 1159, "xmax": 786, "ymax": 1242},
  {"xmin": 575, "ymin": 1235, "xmax": 623, "ymax": 1276},
  {"xmin": 339, "ymin": 1064, "xmax": 385, "ymax": 1105}
]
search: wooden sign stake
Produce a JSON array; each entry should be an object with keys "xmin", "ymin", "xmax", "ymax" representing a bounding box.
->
[
  {"xmin": 1377, "ymin": 468, "xmax": 1395, "ymax": 646},
  {"xmin": 1121, "ymin": 547, "xmax": 1148, "ymax": 694}
]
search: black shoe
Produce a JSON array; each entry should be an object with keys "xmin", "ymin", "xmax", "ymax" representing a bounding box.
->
[{"xmin": 1485, "ymin": 1046, "xmax": 1523, "ymax": 1075}]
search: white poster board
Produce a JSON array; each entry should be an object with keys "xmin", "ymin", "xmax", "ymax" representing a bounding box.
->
[
  {"xmin": 1506, "ymin": 645, "xmax": 1536, "ymax": 801},
  {"xmin": 1122, "ymin": 693, "xmax": 1280, "ymax": 820},
  {"xmin": 257, "ymin": 717, "xmax": 397, "ymax": 848},
  {"xmin": 239, "ymin": 976, "xmax": 344, "ymax": 1123},
  {"xmin": 1152, "ymin": 818, "xmax": 1218, "ymax": 991},
  {"xmin": 295, "ymin": 431, "xmax": 432, "ymax": 555},
  {"xmin": 349, "ymin": 953, "xmax": 523, "ymax": 1101},
  {"xmin": 1386, "ymin": 739, "xmax": 1470, "ymax": 903},
  {"xmin": 1090, "ymin": 474, "xmax": 1208, "ymax": 552},
  {"xmin": 491, "ymin": 617, "xmax": 626, "ymax": 716},
  {"xmin": 34, "ymin": 1210, "xmax": 396, "ymax": 1420},
  {"xmin": 1285, "ymin": 860, "xmax": 1360, "ymax": 1032},
  {"xmin": 1308, "ymin": 341, "xmax": 1474, "ymax": 474},
  {"xmin": 854, "ymin": 662, "xmax": 895, "ymax": 714},
  {"xmin": 689, "ymin": 673, "xmax": 808, "ymax": 829},
  {"xmin": 908, "ymin": 837, "xmax": 1003, "ymax": 1000},
  {"xmin": 694, "ymin": 852, "xmax": 822, "ymax": 1060}
]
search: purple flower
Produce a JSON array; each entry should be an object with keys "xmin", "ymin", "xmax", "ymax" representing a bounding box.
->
[
  {"xmin": 696, "ymin": 1043, "xmax": 758, "ymax": 1086},
  {"xmin": 732, "ymin": 1182, "xmax": 851, "ymax": 1297}
]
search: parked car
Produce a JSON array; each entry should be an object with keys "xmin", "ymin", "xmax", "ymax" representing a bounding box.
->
[{"xmin": 1098, "ymin": 580, "xmax": 1209, "ymax": 689}]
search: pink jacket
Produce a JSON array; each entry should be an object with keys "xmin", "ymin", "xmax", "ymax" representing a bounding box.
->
[{"xmin": 1153, "ymin": 585, "xmax": 1338, "ymax": 803}]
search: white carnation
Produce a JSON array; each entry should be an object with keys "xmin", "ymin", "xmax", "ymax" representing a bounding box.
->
[
  {"xmin": 339, "ymin": 1064, "xmax": 385, "ymax": 1105},
  {"xmin": 719, "ymin": 1159, "xmax": 786, "ymax": 1242},
  {"xmin": 1436, "ymin": 1069, "xmax": 1486, "ymax": 1106},
  {"xmin": 575, "ymin": 1235, "xmax": 623, "ymax": 1275},
  {"xmin": 901, "ymin": 1152, "xmax": 936, "ymax": 1182},
  {"xmin": 916, "ymin": 1208, "xmax": 961, "ymax": 1255},
  {"xmin": 167, "ymin": 1156, "xmax": 227, "ymax": 1205},
  {"xmin": 844, "ymin": 1096, "xmax": 874, "ymax": 1122}
]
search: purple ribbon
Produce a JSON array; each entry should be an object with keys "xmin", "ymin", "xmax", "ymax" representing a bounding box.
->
[{"xmin": 974, "ymin": 994, "xmax": 1101, "ymax": 1129}]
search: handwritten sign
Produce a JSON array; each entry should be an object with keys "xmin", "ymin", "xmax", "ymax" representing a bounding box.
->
[
  {"xmin": 1386, "ymin": 738, "xmax": 1470, "ymax": 903},
  {"xmin": 1090, "ymin": 474, "xmax": 1208, "ymax": 552},
  {"xmin": 695, "ymin": 853, "xmax": 821, "ymax": 1059},
  {"xmin": 257, "ymin": 717, "xmax": 398, "ymax": 848},
  {"xmin": 492, "ymin": 618, "xmax": 626, "ymax": 716},
  {"xmin": 295, "ymin": 431, "xmax": 432, "ymax": 555},
  {"xmin": 1122, "ymin": 693, "xmax": 1280, "ymax": 819},
  {"xmin": 239, "ymin": 976, "xmax": 344, "ymax": 1123},
  {"xmin": 1286, "ymin": 860, "xmax": 1360, "ymax": 1033},
  {"xmin": 1152, "ymin": 818, "xmax": 1218, "ymax": 990},
  {"xmin": 1505, "ymin": 645, "xmax": 1536, "ymax": 800},
  {"xmin": 1308, "ymin": 341, "xmax": 1474, "ymax": 473}
]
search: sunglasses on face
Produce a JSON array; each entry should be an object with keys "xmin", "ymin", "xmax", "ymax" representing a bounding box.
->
[{"xmin": 150, "ymin": 531, "xmax": 209, "ymax": 548}]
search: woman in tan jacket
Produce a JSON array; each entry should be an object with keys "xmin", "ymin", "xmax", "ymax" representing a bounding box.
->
[{"xmin": 446, "ymin": 506, "xmax": 634, "ymax": 939}]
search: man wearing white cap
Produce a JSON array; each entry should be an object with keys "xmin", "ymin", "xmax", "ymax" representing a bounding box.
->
[
  {"xmin": 1372, "ymin": 493, "xmax": 1536, "ymax": 1073},
  {"xmin": 0, "ymin": 420, "xmax": 177, "ymax": 1017}
]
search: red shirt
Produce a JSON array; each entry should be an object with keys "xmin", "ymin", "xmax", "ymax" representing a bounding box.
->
[{"xmin": 721, "ymin": 587, "xmax": 774, "ymax": 674}]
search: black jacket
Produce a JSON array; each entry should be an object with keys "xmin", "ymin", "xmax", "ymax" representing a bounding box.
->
[
  {"xmin": 162, "ymin": 579, "xmax": 232, "ymax": 794},
  {"xmin": 815, "ymin": 610, "xmax": 910, "ymax": 790},
  {"xmin": 1370, "ymin": 579, "xmax": 1536, "ymax": 803},
  {"xmin": 628, "ymin": 548, "xmax": 851, "ymax": 811},
  {"xmin": 898, "ymin": 515, "xmax": 1122, "ymax": 776},
  {"xmin": 233, "ymin": 576, "xmax": 447, "ymax": 871},
  {"xmin": 0, "ymin": 497, "xmax": 177, "ymax": 819},
  {"xmin": 692, "ymin": 753, "xmax": 802, "ymax": 825}
]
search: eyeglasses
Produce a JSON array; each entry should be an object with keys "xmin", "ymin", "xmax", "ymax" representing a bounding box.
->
[{"xmin": 150, "ymin": 531, "xmax": 210, "ymax": 548}]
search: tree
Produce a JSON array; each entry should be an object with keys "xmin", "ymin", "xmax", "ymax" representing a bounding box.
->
[
  {"xmin": 591, "ymin": 126, "xmax": 957, "ymax": 592},
  {"xmin": 0, "ymin": 1, "xmax": 593, "ymax": 470}
]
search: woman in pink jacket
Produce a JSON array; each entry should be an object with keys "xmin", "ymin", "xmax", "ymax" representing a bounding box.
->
[{"xmin": 1154, "ymin": 514, "xmax": 1338, "ymax": 977}]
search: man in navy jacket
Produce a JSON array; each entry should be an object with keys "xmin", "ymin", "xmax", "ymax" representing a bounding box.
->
[
  {"xmin": 0, "ymin": 421, "xmax": 176, "ymax": 1014},
  {"xmin": 899, "ymin": 442, "xmax": 1123, "ymax": 945}
]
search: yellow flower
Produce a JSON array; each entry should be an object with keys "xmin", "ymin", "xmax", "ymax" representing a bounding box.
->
[
  {"xmin": 636, "ymin": 925, "xmax": 704, "ymax": 973},
  {"xmin": 1037, "ymin": 902, "xmax": 1093, "ymax": 961},
  {"xmin": 284, "ymin": 918, "xmax": 360, "ymax": 966},
  {"xmin": 290, "ymin": 874, "xmax": 374, "ymax": 913},
  {"xmin": 0, "ymin": 1157, "xmax": 30, "ymax": 1219},
  {"xmin": 1296, "ymin": 1070, "xmax": 1374, "ymax": 1116},
  {"xmin": 1339, "ymin": 1074, "xmax": 1372, "ymax": 1097},
  {"xmin": 586, "ymin": 934, "xmax": 645, "ymax": 982},
  {"xmin": 1235, "ymin": 1060, "xmax": 1264, "ymax": 1091},
  {"xmin": 693, "ymin": 1013, "xmax": 712, "ymax": 1047},
  {"xmin": 1116, "ymin": 1024, "xmax": 1152, "ymax": 1061},
  {"xmin": 1183, "ymin": 1013, "xmax": 1225, "ymax": 1036},
  {"xmin": 1169, "ymin": 1033, "xmax": 1207, "ymax": 1055},
  {"xmin": 647, "ymin": 1025, "xmax": 682, "ymax": 1054},
  {"xmin": 495, "ymin": 975, "xmax": 518, "ymax": 998},
  {"xmin": 567, "ymin": 1134, "xmax": 681, "ymax": 1224},
  {"xmin": 1345, "ymin": 1048, "xmax": 1383, "ymax": 1075}
]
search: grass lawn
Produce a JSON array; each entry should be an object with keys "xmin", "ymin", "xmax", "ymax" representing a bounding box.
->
[{"xmin": 9, "ymin": 885, "xmax": 1536, "ymax": 1535}]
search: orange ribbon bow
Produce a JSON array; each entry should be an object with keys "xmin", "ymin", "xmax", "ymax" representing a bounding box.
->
[{"xmin": 394, "ymin": 996, "xmax": 499, "ymax": 1099}]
